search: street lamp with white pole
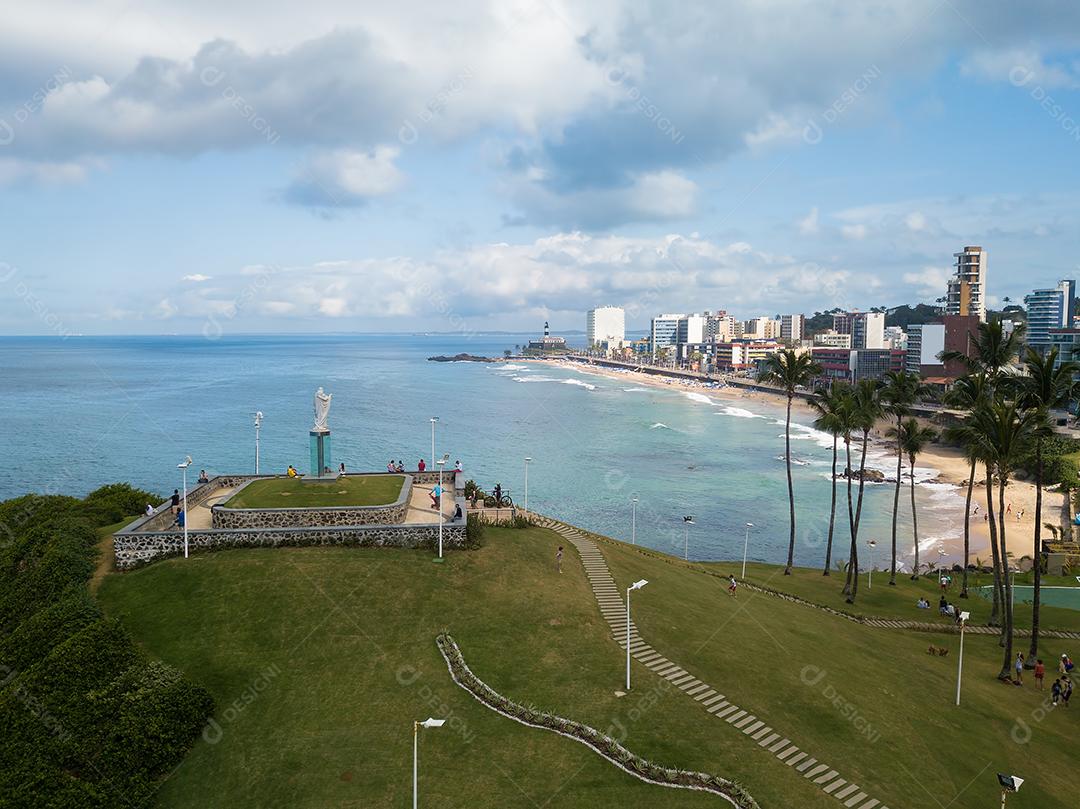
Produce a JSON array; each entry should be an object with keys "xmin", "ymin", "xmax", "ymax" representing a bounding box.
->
[
  {"xmin": 523, "ymin": 456, "xmax": 532, "ymax": 515},
  {"xmin": 741, "ymin": 522, "xmax": 754, "ymax": 579},
  {"xmin": 955, "ymin": 610, "xmax": 970, "ymax": 706},
  {"xmin": 631, "ymin": 497, "xmax": 639, "ymax": 545},
  {"xmin": 682, "ymin": 516, "xmax": 694, "ymax": 561},
  {"xmin": 429, "ymin": 417, "xmax": 439, "ymax": 468},
  {"xmin": 177, "ymin": 456, "xmax": 192, "ymax": 559},
  {"xmin": 436, "ymin": 454, "xmax": 449, "ymax": 559},
  {"xmin": 413, "ymin": 717, "xmax": 445, "ymax": 809},
  {"xmin": 626, "ymin": 579, "xmax": 648, "ymax": 690},
  {"xmin": 866, "ymin": 540, "xmax": 877, "ymax": 589},
  {"xmin": 253, "ymin": 411, "xmax": 263, "ymax": 474},
  {"xmin": 997, "ymin": 774, "xmax": 1024, "ymax": 808}
]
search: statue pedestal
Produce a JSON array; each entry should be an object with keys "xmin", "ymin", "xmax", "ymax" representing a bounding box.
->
[{"xmin": 308, "ymin": 430, "xmax": 333, "ymax": 479}]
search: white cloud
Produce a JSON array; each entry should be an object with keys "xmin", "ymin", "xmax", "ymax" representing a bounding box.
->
[
  {"xmin": 904, "ymin": 211, "xmax": 927, "ymax": 232},
  {"xmin": 841, "ymin": 223, "xmax": 868, "ymax": 240},
  {"xmin": 182, "ymin": 273, "xmax": 212, "ymax": 282},
  {"xmin": 902, "ymin": 265, "xmax": 949, "ymax": 297},
  {"xmin": 286, "ymin": 146, "xmax": 404, "ymax": 206},
  {"xmin": 798, "ymin": 206, "xmax": 820, "ymax": 235}
]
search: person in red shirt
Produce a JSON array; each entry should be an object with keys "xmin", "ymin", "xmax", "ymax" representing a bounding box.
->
[
  {"xmin": 1035, "ymin": 659, "xmax": 1046, "ymax": 689},
  {"xmin": 418, "ymin": 458, "xmax": 426, "ymax": 472}
]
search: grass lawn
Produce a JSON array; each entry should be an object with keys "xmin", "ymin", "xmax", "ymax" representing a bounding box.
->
[
  {"xmin": 97, "ymin": 527, "xmax": 1076, "ymax": 808},
  {"xmin": 222, "ymin": 474, "xmax": 405, "ymax": 509},
  {"xmin": 701, "ymin": 559, "xmax": 1080, "ymax": 634}
]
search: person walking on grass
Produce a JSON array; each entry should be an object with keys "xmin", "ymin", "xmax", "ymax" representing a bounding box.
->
[
  {"xmin": 1035, "ymin": 659, "xmax": 1046, "ymax": 689},
  {"xmin": 727, "ymin": 575, "xmax": 738, "ymax": 596},
  {"xmin": 556, "ymin": 546, "xmax": 563, "ymax": 573},
  {"xmin": 1014, "ymin": 652, "xmax": 1024, "ymax": 685},
  {"xmin": 1063, "ymin": 677, "xmax": 1073, "ymax": 707},
  {"xmin": 1051, "ymin": 678, "xmax": 1063, "ymax": 705}
]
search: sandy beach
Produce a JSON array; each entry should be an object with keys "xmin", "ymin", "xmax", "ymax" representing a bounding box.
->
[{"xmin": 534, "ymin": 358, "xmax": 1066, "ymax": 567}]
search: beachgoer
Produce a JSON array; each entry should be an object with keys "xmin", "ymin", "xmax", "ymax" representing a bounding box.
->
[
  {"xmin": 973, "ymin": 503, "xmax": 979, "ymax": 516},
  {"xmin": 1015, "ymin": 653, "xmax": 1024, "ymax": 685},
  {"xmin": 418, "ymin": 458, "xmax": 426, "ymax": 472},
  {"xmin": 171, "ymin": 489, "xmax": 180, "ymax": 512},
  {"xmin": 727, "ymin": 575, "xmax": 737, "ymax": 596},
  {"xmin": 1006, "ymin": 502, "xmax": 1012, "ymax": 514},
  {"xmin": 1035, "ymin": 659, "xmax": 1046, "ymax": 689},
  {"xmin": 556, "ymin": 546, "xmax": 563, "ymax": 573}
]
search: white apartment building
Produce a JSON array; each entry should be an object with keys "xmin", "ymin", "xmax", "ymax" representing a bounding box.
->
[
  {"xmin": 814, "ymin": 330, "xmax": 852, "ymax": 349},
  {"xmin": 884, "ymin": 325, "xmax": 907, "ymax": 351},
  {"xmin": 781, "ymin": 314, "xmax": 804, "ymax": 342},
  {"xmin": 586, "ymin": 306, "xmax": 626, "ymax": 349}
]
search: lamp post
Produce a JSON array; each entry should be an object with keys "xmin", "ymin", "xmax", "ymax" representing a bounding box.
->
[
  {"xmin": 177, "ymin": 456, "xmax": 192, "ymax": 559},
  {"xmin": 866, "ymin": 540, "xmax": 877, "ymax": 589},
  {"xmin": 413, "ymin": 717, "xmax": 445, "ymax": 808},
  {"xmin": 523, "ymin": 457, "xmax": 532, "ymax": 515},
  {"xmin": 429, "ymin": 417, "xmax": 439, "ymax": 468},
  {"xmin": 682, "ymin": 516, "xmax": 694, "ymax": 561},
  {"xmin": 741, "ymin": 522, "xmax": 754, "ymax": 579},
  {"xmin": 996, "ymin": 774, "xmax": 1024, "ymax": 808},
  {"xmin": 626, "ymin": 579, "xmax": 648, "ymax": 690},
  {"xmin": 955, "ymin": 610, "xmax": 970, "ymax": 706},
  {"xmin": 436, "ymin": 454, "xmax": 449, "ymax": 559},
  {"xmin": 253, "ymin": 411, "xmax": 263, "ymax": 474},
  {"xmin": 631, "ymin": 497, "xmax": 639, "ymax": 545}
]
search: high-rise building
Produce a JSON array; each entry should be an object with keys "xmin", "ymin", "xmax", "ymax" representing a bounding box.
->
[
  {"xmin": 833, "ymin": 311, "xmax": 885, "ymax": 349},
  {"xmin": 586, "ymin": 306, "xmax": 626, "ymax": 350},
  {"xmin": 780, "ymin": 314, "xmax": 804, "ymax": 342},
  {"xmin": 676, "ymin": 314, "xmax": 708, "ymax": 345},
  {"xmin": 946, "ymin": 246, "xmax": 988, "ymax": 322},
  {"xmin": 905, "ymin": 315, "xmax": 980, "ymax": 379},
  {"xmin": 650, "ymin": 313, "xmax": 684, "ymax": 356},
  {"xmin": 1025, "ymin": 280, "xmax": 1076, "ymax": 355}
]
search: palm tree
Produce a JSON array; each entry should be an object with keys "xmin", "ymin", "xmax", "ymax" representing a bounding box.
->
[
  {"xmin": 969, "ymin": 400, "xmax": 1035, "ymax": 677},
  {"xmin": 941, "ymin": 320, "xmax": 1026, "ymax": 389},
  {"xmin": 1017, "ymin": 347, "xmax": 1079, "ymax": 665},
  {"xmin": 889, "ymin": 418, "xmax": 938, "ymax": 580},
  {"xmin": 758, "ymin": 350, "xmax": 822, "ymax": 575},
  {"xmin": 842, "ymin": 378, "xmax": 883, "ymax": 603},
  {"xmin": 809, "ymin": 381, "xmax": 852, "ymax": 576},
  {"xmin": 942, "ymin": 373, "xmax": 990, "ymax": 598},
  {"xmin": 881, "ymin": 370, "xmax": 931, "ymax": 585}
]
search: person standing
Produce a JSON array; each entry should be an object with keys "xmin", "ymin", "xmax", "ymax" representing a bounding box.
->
[
  {"xmin": 1063, "ymin": 677, "xmax": 1073, "ymax": 707},
  {"xmin": 727, "ymin": 575, "xmax": 737, "ymax": 596},
  {"xmin": 418, "ymin": 458, "xmax": 426, "ymax": 472},
  {"xmin": 556, "ymin": 546, "xmax": 563, "ymax": 573},
  {"xmin": 170, "ymin": 489, "xmax": 180, "ymax": 513},
  {"xmin": 1014, "ymin": 653, "xmax": 1024, "ymax": 685},
  {"xmin": 1035, "ymin": 659, "xmax": 1046, "ymax": 690}
]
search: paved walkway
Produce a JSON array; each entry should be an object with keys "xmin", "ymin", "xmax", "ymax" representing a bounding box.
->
[
  {"xmin": 536, "ymin": 515, "xmax": 889, "ymax": 809},
  {"xmin": 183, "ymin": 485, "xmax": 240, "ymax": 530}
]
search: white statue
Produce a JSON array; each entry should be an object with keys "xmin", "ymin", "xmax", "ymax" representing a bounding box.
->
[{"xmin": 313, "ymin": 387, "xmax": 332, "ymax": 432}]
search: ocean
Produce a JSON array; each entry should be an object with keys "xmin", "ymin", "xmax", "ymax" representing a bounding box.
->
[{"xmin": 0, "ymin": 333, "xmax": 964, "ymax": 567}]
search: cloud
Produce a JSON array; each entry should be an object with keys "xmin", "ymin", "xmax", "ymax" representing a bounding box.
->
[
  {"xmin": 902, "ymin": 265, "xmax": 950, "ymax": 298},
  {"xmin": 182, "ymin": 273, "xmax": 212, "ymax": 282},
  {"xmin": 285, "ymin": 146, "xmax": 404, "ymax": 207},
  {"xmin": 798, "ymin": 206, "xmax": 820, "ymax": 235},
  {"xmin": 841, "ymin": 223, "xmax": 868, "ymax": 240}
]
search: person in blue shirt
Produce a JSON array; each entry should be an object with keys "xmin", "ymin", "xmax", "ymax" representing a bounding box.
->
[{"xmin": 430, "ymin": 484, "xmax": 442, "ymax": 510}]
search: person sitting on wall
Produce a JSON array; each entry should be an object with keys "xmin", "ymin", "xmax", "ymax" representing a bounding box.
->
[
  {"xmin": 396, "ymin": 460, "xmax": 405, "ymax": 473},
  {"xmin": 453, "ymin": 503, "xmax": 463, "ymax": 520},
  {"xmin": 339, "ymin": 463, "xmax": 346, "ymax": 474},
  {"xmin": 454, "ymin": 459, "xmax": 462, "ymax": 472},
  {"xmin": 287, "ymin": 465, "xmax": 298, "ymax": 478},
  {"xmin": 197, "ymin": 469, "xmax": 209, "ymax": 484},
  {"xmin": 387, "ymin": 460, "xmax": 395, "ymax": 472},
  {"xmin": 174, "ymin": 508, "xmax": 185, "ymax": 528},
  {"xmin": 418, "ymin": 458, "xmax": 426, "ymax": 472}
]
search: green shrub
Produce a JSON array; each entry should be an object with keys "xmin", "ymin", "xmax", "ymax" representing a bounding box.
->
[
  {"xmin": 81, "ymin": 483, "xmax": 160, "ymax": 526},
  {"xmin": 465, "ymin": 512, "xmax": 486, "ymax": 548},
  {"xmin": 0, "ymin": 588, "xmax": 100, "ymax": 672}
]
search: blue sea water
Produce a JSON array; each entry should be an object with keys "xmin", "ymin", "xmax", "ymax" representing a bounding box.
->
[{"xmin": 0, "ymin": 333, "xmax": 964, "ymax": 567}]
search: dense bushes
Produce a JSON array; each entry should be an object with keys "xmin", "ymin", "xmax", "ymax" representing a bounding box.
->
[{"xmin": 0, "ymin": 483, "xmax": 213, "ymax": 807}]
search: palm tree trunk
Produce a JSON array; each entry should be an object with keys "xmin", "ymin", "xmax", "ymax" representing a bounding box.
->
[
  {"xmin": 783, "ymin": 394, "xmax": 796, "ymax": 575},
  {"xmin": 843, "ymin": 438, "xmax": 855, "ymax": 594},
  {"xmin": 1029, "ymin": 439, "xmax": 1044, "ymax": 666},
  {"xmin": 984, "ymin": 463, "xmax": 1002, "ymax": 628},
  {"xmin": 824, "ymin": 434, "xmax": 837, "ymax": 576},
  {"xmin": 910, "ymin": 453, "xmax": 920, "ymax": 578},
  {"xmin": 960, "ymin": 459, "xmax": 975, "ymax": 598},
  {"xmin": 890, "ymin": 415, "xmax": 902, "ymax": 585},
  {"xmin": 847, "ymin": 430, "xmax": 869, "ymax": 603},
  {"xmin": 998, "ymin": 477, "xmax": 1014, "ymax": 679}
]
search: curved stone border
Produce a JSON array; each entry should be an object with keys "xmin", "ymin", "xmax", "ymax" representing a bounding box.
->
[
  {"xmin": 536, "ymin": 516, "xmax": 888, "ymax": 809},
  {"xmin": 435, "ymin": 633, "xmax": 757, "ymax": 808},
  {"xmin": 547, "ymin": 517, "xmax": 1080, "ymax": 641},
  {"xmin": 211, "ymin": 475, "xmax": 410, "ymax": 529}
]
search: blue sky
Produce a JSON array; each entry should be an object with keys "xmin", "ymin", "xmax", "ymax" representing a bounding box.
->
[{"xmin": 1, "ymin": 0, "xmax": 1079, "ymax": 335}]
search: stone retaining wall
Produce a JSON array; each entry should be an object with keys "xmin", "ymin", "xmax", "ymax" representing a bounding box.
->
[
  {"xmin": 113, "ymin": 521, "xmax": 468, "ymax": 570},
  {"xmin": 133, "ymin": 476, "xmax": 254, "ymax": 532},
  {"xmin": 210, "ymin": 475, "xmax": 410, "ymax": 528}
]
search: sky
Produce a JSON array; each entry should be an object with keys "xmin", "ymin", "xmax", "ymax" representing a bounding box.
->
[{"xmin": 1, "ymin": 0, "xmax": 1080, "ymax": 336}]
